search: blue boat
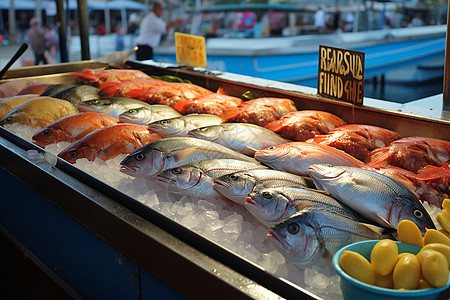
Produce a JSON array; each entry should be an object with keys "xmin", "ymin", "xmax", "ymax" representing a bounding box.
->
[{"xmin": 154, "ymin": 4, "xmax": 447, "ymax": 87}]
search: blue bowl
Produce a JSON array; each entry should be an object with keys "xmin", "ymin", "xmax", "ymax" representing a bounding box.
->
[{"xmin": 332, "ymin": 240, "xmax": 450, "ymax": 300}]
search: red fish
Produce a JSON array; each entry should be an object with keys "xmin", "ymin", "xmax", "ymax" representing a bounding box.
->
[
  {"xmin": 58, "ymin": 123, "xmax": 162, "ymax": 163},
  {"xmin": 17, "ymin": 83, "xmax": 53, "ymax": 95},
  {"xmin": 310, "ymin": 124, "xmax": 401, "ymax": 162},
  {"xmin": 222, "ymin": 97, "xmax": 297, "ymax": 127},
  {"xmin": 124, "ymin": 83, "xmax": 214, "ymax": 107},
  {"xmin": 173, "ymin": 88, "xmax": 243, "ymax": 116},
  {"xmin": 367, "ymin": 137, "xmax": 450, "ymax": 173},
  {"xmin": 416, "ymin": 163, "xmax": 450, "ymax": 205},
  {"xmin": 98, "ymin": 77, "xmax": 169, "ymax": 97},
  {"xmin": 67, "ymin": 68, "xmax": 151, "ymax": 86},
  {"xmin": 0, "ymin": 78, "xmax": 40, "ymax": 98},
  {"xmin": 264, "ymin": 110, "xmax": 347, "ymax": 141},
  {"xmin": 32, "ymin": 112, "xmax": 119, "ymax": 148}
]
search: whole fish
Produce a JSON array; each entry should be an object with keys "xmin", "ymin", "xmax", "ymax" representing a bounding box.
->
[
  {"xmin": 264, "ymin": 110, "xmax": 347, "ymax": 141},
  {"xmin": 213, "ymin": 169, "xmax": 315, "ymax": 205},
  {"xmin": 0, "ymin": 94, "xmax": 38, "ymax": 119},
  {"xmin": 40, "ymin": 84, "xmax": 75, "ymax": 96},
  {"xmin": 254, "ymin": 142, "xmax": 365, "ymax": 176},
  {"xmin": 32, "ymin": 112, "xmax": 119, "ymax": 148},
  {"xmin": 68, "ymin": 68, "xmax": 151, "ymax": 86},
  {"xmin": 78, "ymin": 97, "xmax": 152, "ymax": 118},
  {"xmin": 187, "ymin": 123, "xmax": 290, "ymax": 156},
  {"xmin": 0, "ymin": 78, "xmax": 40, "ymax": 98},
  {"xmin": 245, "ymin": 186, "xmax": 366, "ymax": 227},
  {"xmin": 155, "ymin": 159, "xmax": 267, "ymax": 201},
  {"xmin": 120, "ymin": 137, "xmax": 258, "ymax": 177},
  {"xmin": 268, "ymin": 207, "xmax": 392, "ymax": 268},
  {"xmin": 367, "ymin": 136, "xmax": 450, "ymax": 173},
  {"xmin": 58, "ymin": 123, "xmax": 162, "ymax": 163},
  {"xmin": 51, "ymin": 85, "xmax": 100, "ymax": 105},
  {"xmin": 310, "ymin": 124, "xmax": 401, "ymax": 162},
  {"xmin": 17, "ymin": 83, "xmax": 53, "ymax": 95},
  {"xmin": 307, "ymin": 164, "xmax": 436, "ymax": 232},
  {"xmin": 99, "ymin": 77, "xmax": 170, "ymax": 97},
  {"xmin": 0, "ymin": 96, "xmax": 78, "ymax": 128},
  {"xmin": 118, "ymin": 105, "xmax": 181, "ymax": 125},
  {"xmin": 147, "ymin": 114, "xmax": 223, "ymax": 137}
]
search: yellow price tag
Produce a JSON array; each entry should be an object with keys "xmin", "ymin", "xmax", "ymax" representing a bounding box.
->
[{"xmin": 175, "ymin": 32, "xmax": 207, "ymax": 68}]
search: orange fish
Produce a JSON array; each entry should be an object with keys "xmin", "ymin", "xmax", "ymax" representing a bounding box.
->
[
  {"xmin": 0, "ymin": 94, "xmax": 39, "ymax": 119},
  {"xmin": 67, "ymin": 68, "xmax": 151, "ymax": 86},
  {"xmin": 17, "ymin": 83, "xmax": 53, "ymax": 95},
  {"xmin": 0, "ymin": 78, "xmax": 40, "ymax": 98},
  {"xmin": 310, "ymin": 124, "xmax": 401, "ymax": 162},
  {"xmin": 367, "ymin": 137, "xmax": 450, "ymax": 173},
  {"xmin": 0, "ymin": 96, "xmax": 78, "ymax": 128},
  {"xmin": 98, "ymin": 77, "xmax": 169, "ymax": 97},
  {"xmin": 265, "ymin": 110, "xmax": 347, "ymax": 141},
  {"xmin": 222, "ymin": 97, "xmax": 297, "ymax": 127},
  {"xmin": 254, "ymin": 141, "xmax": 365, "ymax": 176},
  {"xmin": 57, "ymin": 123, "xmax": 162, "ymax": 163},
  {"xmin": 173, "ymin": 87, "xmax": 243, "ymax": 116},
  {"xmin": 125, "ymin": 83, "xmax": 214, "ymax": 107},
  {"xmin": 32, "ymin": 112, "xmax": 119, "ymax": 148}
]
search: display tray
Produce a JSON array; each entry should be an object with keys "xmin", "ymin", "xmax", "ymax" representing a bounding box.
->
[{"xmin": 1, "ymin": 60, "xmax": 449, "ymax": 299}]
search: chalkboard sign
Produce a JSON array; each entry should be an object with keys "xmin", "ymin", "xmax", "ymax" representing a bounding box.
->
[{"xmin": 317, "ymin": 45, "xmax": 365, "ymax": 105}]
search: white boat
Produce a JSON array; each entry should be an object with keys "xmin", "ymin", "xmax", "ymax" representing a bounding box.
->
[{"xmin": 154, "ymin": 4, "xmax": 447, "ymax": 87}]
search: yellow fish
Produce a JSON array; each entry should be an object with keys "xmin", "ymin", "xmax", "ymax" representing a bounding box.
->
[
  {"xmin": 0, "ymin": 96, "xmax": 78, "ymax": 128},
  {"xmin": 0, "ymin": 94, "xmax": 39, "ymax": 119}
]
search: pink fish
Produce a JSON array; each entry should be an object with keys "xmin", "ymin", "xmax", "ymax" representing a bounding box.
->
[{"xmin": 68, "ymin": 68, "xmax": 151, "ymax": 86}]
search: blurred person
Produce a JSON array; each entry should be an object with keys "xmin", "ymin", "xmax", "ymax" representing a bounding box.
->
[
  {"xmin": 44, "ymin": 24, "xmax": 59, "ymax": 64},
  {"xmin": 314, "ymin": 7, "xmax": 325, "ymax": 32},
  {"xmin": 135, "ymin": 2, "xmax": 184, "ymax": 61},
  {"xmin": 116, "ymin": 25, "xmax": 126, "ymax": 51},
  {"xmin": 128, "ymin": 12, "xmax": 140, "ymax": 35},
  {"xmin": 26, "ymin": 17, "xmax": 47, "ymax": 65},
  {"xmin": 268, "ymin": 11, "xmax": 286, "ymax": 36}
]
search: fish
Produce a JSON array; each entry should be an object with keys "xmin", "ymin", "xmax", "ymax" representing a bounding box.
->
[
  {"xmin": 221, "ymin": 97, "xmax": 298, "ymax": 127},
  {"xmin": 155, "ymin": 159, "xmax": 267, "ymax": 201},
  {"xmin": 245, "ymin": 186, "xmax": 367, "ymax": 227},
  {"xmin": 0, "ymin": 78, "xmax": 41, "ymax": 98},
  {"xmin": 173, "ymin": 87, "xmax": 243, "ymax": 116},
  {"xmin": 0, "ymin": 96, "xmax": 79, "ymax": 128},
  {"xmin": 264, "ymin": 110, "xmax": 347, "ymax": 141},
  {"xmin": 51, "ymin": 85, "xmax": 100, "ymax": 105},
  {"xmin": 310, "ymin": 124, "xmax": 401, "ymax": 162},
  {"xmin": 120, "ymin": 137, "xmax": 259, "ymax": 177},
  {"xmin": 147, "ymin": 114, "xmax": 223, "ymax": 137},
  {"xmin": 213, "ymin": 168, "xmax": 316, "ymax": 205},
  {"xmin": 118, "ymin": 105, "xmax": 182, "ymax": 125},
  {"xmin": 17, "ymin": 83, "xmax": 53, "ymax": 95},
  {"xmin": 32, "ymin": 112, "xmax": 119, "ymax": 148},
  {"xmin": 254, "ymin": 142, "xmax": 365, "ymax": 176},
  {"xmin": 124, "ymin": 83, "xmax": 214, "ymax": 107},
  {"xmin": 77, "ymin": 97, "xmax": 153, "ymax": 118},
  {"xmin": 0, "ymin": 94, "xmax": 38, "ymax": 119},
  {"xmin": 67, "ymin": 68, "xmax": 151, "ymax": 86},
  {"xmin": 187, "ymin": 123, "xmax": 290, "ymax": 156},
  {"xmin": 367, "ymin": 137, "xmax": 450, "ymax": 173},
  {"xmin": 58, "ymin": 123, "xmax": 162, "ymax": 163},
  {"xmin": 268, "ymin": 207, "xmax": 392, "ymax": 268},
  {"xmin": 99, "ymin": 77, "xmax": 170, "ymax": 97},
  {"xmin": 416, "ymin": 163, "xmax": 450, "ymax": 207},
  {"xmin": 40, "ymin": 84, "xmax": 75, "ymax": 96},
  {"xmin": 307, "ymin": 164, "xmax": 436, "ymax": 232}
]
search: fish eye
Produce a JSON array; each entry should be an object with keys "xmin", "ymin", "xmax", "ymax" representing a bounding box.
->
[
  {"xmin": 413, "ymin": 209, "xmax": 424, "ymax": 218},
  {"xmin": 68, "ymin": 150, "xmax": 77, "ymax": 158},
  {"xmin": 160, "ymin": 120, "xmax": 169, "ymax": 125},
  {"xmin": 128, "ymin": 109, "xmax": 137, "ymax": 113},
  {"xmin": 91, "ymin": 100, "xmax": 98, "ymax": 104},
  {"xmin": 135, "ymin": 153, "xmax": 145, "ymax": 161},
  {"xmin": 172, "ymin": 167, "xmax": 182, "ymax": 174},
  {"xmin": 199, "ymin": 127, "xmax": 208, "ymax": 131},
  {"xmin": 229, "ymin": 174, "xmax": 238, "ymax": 181},
  {"xmin": 267, "ymin": 146, "xmax": 276, "ymax": 150},
  {"xmin": 287, "ymin": 223, "xmax": 300, "ymax": 234},
  {"xmin": 262, "ymin": 191, "xmax": 272, "ymax": 199},
  {"xmin": 43, "ymin": 129, "xmax": 52, "ymax": 136}
]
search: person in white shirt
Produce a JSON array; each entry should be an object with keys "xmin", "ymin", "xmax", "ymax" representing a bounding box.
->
[
  {"xmin": 314, "ymin": 7, "xmax": 325, "ymax": 33},
  {"xmin": 135, "ymin": 2, "xmax": 183, "ymax": 60}
]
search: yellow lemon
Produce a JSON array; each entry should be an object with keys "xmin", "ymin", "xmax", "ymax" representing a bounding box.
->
[
  {"xmin": 417, "ymin": 249, "xmax": 449, "ymax": 288},
  {"xmin": 339, "ymin": 250, "xmax": 376, "ymax": 285},
  {"xmin": 397, "ymin": 220, "xmax": 424, "ymax": 247},
  {"xmin": 393, "ymin": 253, "xmax": 421, "ymax": 290},
  {"xmin": 370, "ymin": 239, "xmax": 399, "ymax": 276}
]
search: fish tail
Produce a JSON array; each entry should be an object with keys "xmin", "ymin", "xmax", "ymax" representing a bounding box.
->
[
  {"xmin": 263, "ymin": 120, "xmax": 284, "ymax": 133},
  {"xmin": 124, "ymin": 88, "xmax": 150, "ymax": 101},
  {"xmin": 216, "ymin": 87, "xmax": 226, "ymax": 95},
  {"xmin": 173, "ymin": 100, "xmax": 191, "ymax": 114},
  {"xmin": 66, "ymin": 68, "xmax": 96, "ymax": 80},
  {"xmin": 220, "ymin": 108, "xmax": 241, "ymax": 122},
  {"xmin": 98, "ymin": 81, "xmax": 123, "ymax": 97},
  {"xmin": 366, "ymin": 148, "xmax": 391, "ymax": 167}
]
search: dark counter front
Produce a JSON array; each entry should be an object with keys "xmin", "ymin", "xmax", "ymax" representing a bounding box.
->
[{"xmin": 0, "ymin": 130, "xmax": 297, "ymax": 299}]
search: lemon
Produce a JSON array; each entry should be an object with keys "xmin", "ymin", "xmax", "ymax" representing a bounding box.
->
[
  {"xmin": 393, "ymin": 253, "xmax": 421, "ymax": 289},
  {"xmin": 417, "ymin": 249, "xmax": 449, "ymax": 288},
  {"xmin": 370, "ymin": 239, "xmax": 399, "ymax": 276},
  {"xmin": 339, "ymin": 250, "xmax": 376, "ymax": 285},
  {"xmin": 397, "ymin": 220, "xmax": 424, "ymax": 247}
]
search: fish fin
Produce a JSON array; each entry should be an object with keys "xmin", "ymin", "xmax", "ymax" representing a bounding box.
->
[
  {"xmin": 360, "ymin": 223, "xmax": 390, "ymax": 234},
  {"xmin": 216, "ymin": 87, "xmax": 226, "ymax": 95},
  {"xmin": 172, "ymin": 100, "xmax": 191, "ymax": 113},
  {"xmin": 294, "ymin": 201, "xmax": 316, "ymax": 211},
  {"xmin": 66, "ymin": 68, "xmax": 95, "ymax": 80},
  {"xmin": 124, "ymin": 89, "xmax": 149, "ymax": 101},
  {"xmin": 171, "ymin": 147, "xmax": 198, "ymax": 162},
  {"xmin": 369, "ymin": 213, "xmax": 393, "ymax": 228},
  {"xmin": 99, "ymin": 81, "xmax": 121, "ymax": 97},
  {"xmin": 220, "ymin": 108, "xmax": 241, "ymax": 122},
  {"xmin": 263, "ymin": 120, "xmax": 283, "ymax": 132}
]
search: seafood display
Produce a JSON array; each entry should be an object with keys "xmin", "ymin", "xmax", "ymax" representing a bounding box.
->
[{"xmin": 1, "ymin": 66, "xmax": 449, "ymax": 299}]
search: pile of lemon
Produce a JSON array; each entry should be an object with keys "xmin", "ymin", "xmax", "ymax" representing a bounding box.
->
[{"xmin": 339, "ymin": 199, "xmax": 450, "ymax": 290}]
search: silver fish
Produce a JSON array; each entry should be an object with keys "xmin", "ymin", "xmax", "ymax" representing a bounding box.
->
[
  {"xmin": 147, "ymin": 114, "xmax": 223, "ymax": 137},
  {"xmin": 187, "ymin": 123, "xmax": 290, "ymax": 156},
  {"xmin": 246, "ymin": 186, "xmax": 366, "ymax": 227},
  {"xmin": 120, "ymin": 137, "xmax": 259, "ymax": 177},
  {"xmin": 268, "ymin": 207, "xmax": 392, "ymax": 268},
  {"xmin": 213, "ymin": 169, "xmax": 315, "ymax": 205},
  {"xmin": 118, "ymin": 105, "xmax": 181, "ymax": 125},
  {"xmin": 51, "ymin": 85, "xmax": 99, "ymax": 105},
  {"xmin": 307, "ymin": 164, "xmax": 436, "ymax": 232},
  {"xmin": 78, "ymin": 97, "xmax": 152, "ymax": 118},
  {"xmin": 155, "ymin": 159, "xmax": 267, "ymax": 201}
]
